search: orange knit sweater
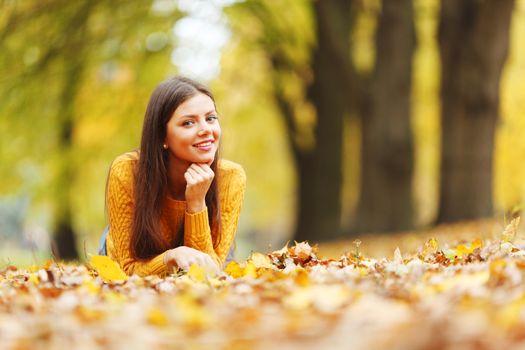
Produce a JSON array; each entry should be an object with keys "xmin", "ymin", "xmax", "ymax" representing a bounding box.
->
[{"xmin": 105, "ymin": 151, "xmax": 246, "ymax": 276}]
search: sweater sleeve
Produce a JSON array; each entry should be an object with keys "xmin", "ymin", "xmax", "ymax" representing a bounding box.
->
[
  {"xmin": 183, "ymin": 164, "xmax": 246, "ymax": 268},
  {"xmin": 106, "ymin": 160, "xmax": 168, "ymax": 277}
]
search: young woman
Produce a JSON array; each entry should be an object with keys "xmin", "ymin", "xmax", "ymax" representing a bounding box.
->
[{"xmin": 99, "ymin": 76, "xmax": 246, "ymax": 276}]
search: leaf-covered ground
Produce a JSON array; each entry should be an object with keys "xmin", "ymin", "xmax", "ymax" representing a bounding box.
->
[{"xmin": 1, "ymin": 218, "xmax": 525, "ymax": 350}]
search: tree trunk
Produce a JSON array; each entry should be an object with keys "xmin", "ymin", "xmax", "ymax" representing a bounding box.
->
[
  {"xmin": 436, "ymin": 0, "xmax": 514, "ymax": 223},
  {"xmin": 52, "ymin": 64, "xmax": 82, "ymax": 260},
  {"xmin": 355, "ymin": 0, "xmax": 416, "ymax": 233},
  {"xmin": 52, "ymin": 2, "xmax": 94, "ymax": 260},
  {"xmin": 292, "ymin": 0, "xmax": 351, "ymax": 242}
]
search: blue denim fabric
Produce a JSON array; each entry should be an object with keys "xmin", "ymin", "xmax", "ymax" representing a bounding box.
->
[
  {"xmin": 98, "ymin": 226, "xmax": 109, "ymax": 255},
  {"xmin": 97, "ymin": 226, "xmax": 235, "ymax": 263}
]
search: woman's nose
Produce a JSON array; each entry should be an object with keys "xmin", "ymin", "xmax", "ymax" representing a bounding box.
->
[{"xmin": 197, "ymin": 121, "xmax": 211, "ymax": 136}]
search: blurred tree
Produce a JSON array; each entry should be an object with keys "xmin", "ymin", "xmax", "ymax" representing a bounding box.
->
[
  {"xmin": 294, "ymin": 0, "xmax": 351, "ymax": 242},
  {"xmin": 228, "ymin": 0, "xmax": 417, "ymax": 241},
  {"xmin": 0, "ymin": 0, "xmax": 178, "ymax": 259},
  {"xmin": 355, "ymin": 0, "xmax": 416, "ymax": 232},
  {"xmin": 436, "ymin": 0, "xmax": 515, "ymax": 223},
  {"xmin": 52, "ymin": 1, "xmax": 95, "ymax": 259},
  {"xmin": 231, "ymin": 0, "xmax": 350, "ymax": 242}
]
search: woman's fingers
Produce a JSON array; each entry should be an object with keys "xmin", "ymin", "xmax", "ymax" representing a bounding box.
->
[
  {"xmin": 190, "ymin": 163, "xmax": 214, "ymax": 180},
  {"xmin": 183, "ymin": 171, "xmax": 194, "ymax": 185},
  {"xmin": 195, "ymin": 163, "xmax": 214, "ymax": 177},
  {"xmin": 175, "ymin": 258, "xmax": 189, "ymax": 271},
  {"xmin": 205, "ymin": 255, "xmax": 220, "ymax": 274},
  {"xmin": 186, "ymin": 167, "xmax": 203, "ymax": 182},
  {"xmin": 166, "ymin": 247, "xmax": 219, "ymax": 275},
  {"xmin": 193, "ymin": 254, "xmax": 206, "ymax": 268}
]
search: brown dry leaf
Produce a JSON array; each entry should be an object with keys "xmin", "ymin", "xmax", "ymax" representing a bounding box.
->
[
  {"xmin": 39, "ymin": 287, "xmax": 63, "ymax": 298},
  {"xmin": 4, "ymin": 220, "xmax": 525, "ymax": 349},
  {"xmin": 290, "ymin": 241, "xmax": 317, "ymax": 264}
]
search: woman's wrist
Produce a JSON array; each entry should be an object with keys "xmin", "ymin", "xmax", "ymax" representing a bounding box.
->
[{"xmin": 186, "ymin": 200, "xmax": 206, "ymax": 214}]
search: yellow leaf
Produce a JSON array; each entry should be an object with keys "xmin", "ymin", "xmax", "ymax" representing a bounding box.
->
[
  {"xmin": 249, "ymin": 252, "xmax": 273, "ymax": 269},
  {"xmin": 490, "ymin": 259, "xmax": 507, "ymax": 276},
  {"xmin": 28, "ymin": 265, "xmax": 39, "ymax": 273},
  {"xmin": 175, "ymin": 294, "xmax": 212, "ymax": 330},
  {"xmin": 454, "ymin": 239, "xmax": 484, "ymax": 258},
  {"xmin": 422, "ymin": 238, "xmax": 439, "ymax": 256},
  {"xmin": 89, "ymin": 255, "xmax": 128, "ymax": 283},
  {"xmin": 502, "ymin": 217, "xmax": 520, "ymax": 243},
  {"xmin": 224, "ymin": 261, "xmax": 244, "ymax": 278},
  {"xmin": 293, "ymin": 268, "xmax": 310, "ymax": 287},
  {"xmin": 43, "ymin": 260, "xmax": 54, "ymax": 270},
  {"xmin": 104, "ymin": 291, "xmax": 127, "ymax": 304},
  {"xmin": 244, "ymin": 261, "xmax": 258, "ymax": 278},
  {"xmin": 82, "ymin": 278, "xmax": 100, "ymax": 295},
  {"xmin": 471, "ymin": 239, "xmax": 483, "ymax": 250},
  {"xmin": 76, "ymin": 306, "xmax": 105, "ymax": 323},
  {"xmin": 358, "ymin": 267, "xmax": 368, "ymax": 276},
  {"xmin": 147, "ymin": 307, "xmax": 169, "ymax": 327},
  {"xmin": 456, "ymin": 244, "xmax": 469, "ymax": 258},
  {"xmin": 28, "ymin": 273, "xmax": 39, "ymax": 285},
  {"xmin": 187, "ymin": 264, "xmax": 206, "ymax": 282}
]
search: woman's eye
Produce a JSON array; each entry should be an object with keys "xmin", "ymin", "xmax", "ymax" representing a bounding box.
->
[
  {"xmin": 206, "ymin": 115, "xmax": 218, "ymax": 122},
  {"xmin": 182, "ymin": 120, "xmax": 194, "ymax": 126}
]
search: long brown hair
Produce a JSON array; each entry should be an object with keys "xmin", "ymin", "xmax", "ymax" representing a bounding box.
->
[{"xmin": 130, "ymin": 76, "xmax": 221, "ymax": 260}]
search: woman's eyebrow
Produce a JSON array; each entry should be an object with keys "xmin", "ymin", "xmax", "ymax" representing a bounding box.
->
[
  {"xmin": 178, "ymin": 114, "xmax": 198, "ymax": 120},
  {"xmin": 178, "ymin": 110, "xmax": 216, "ymax": 119}
]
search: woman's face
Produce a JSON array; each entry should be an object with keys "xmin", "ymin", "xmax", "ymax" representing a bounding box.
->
[{"xmin": 164, "ymin": 92, "xmax": 221, "ymax": 166}]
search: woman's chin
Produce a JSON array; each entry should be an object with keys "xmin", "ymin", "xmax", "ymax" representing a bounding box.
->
[{"xmin": 192, "ymin": 155, "xmax": 215, "ymax": 164}]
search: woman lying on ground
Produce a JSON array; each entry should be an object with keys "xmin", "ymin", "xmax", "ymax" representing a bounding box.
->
[{"xmin": 98, "ymin": 76, "xmax": 246, "ymax": 276}]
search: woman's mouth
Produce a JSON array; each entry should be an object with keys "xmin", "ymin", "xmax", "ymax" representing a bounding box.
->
[{"xmin": 193, "ymin": 139, "xmax": 214, "ymax": 152}]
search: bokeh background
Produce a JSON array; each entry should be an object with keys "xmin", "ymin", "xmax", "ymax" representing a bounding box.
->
[{"xmin": 1, "ymin": 0, "xmax": 524, "ymax": 264}]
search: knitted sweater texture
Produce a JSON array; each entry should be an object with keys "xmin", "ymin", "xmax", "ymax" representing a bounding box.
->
[{"xmin": 105, "ymin": 151, "xmax": 246, "ymax": 276}]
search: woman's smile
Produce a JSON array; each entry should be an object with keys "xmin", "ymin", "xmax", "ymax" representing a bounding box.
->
[{"xmin": 193, "ymin": 139, "xmax": 215, "ymax": 152}]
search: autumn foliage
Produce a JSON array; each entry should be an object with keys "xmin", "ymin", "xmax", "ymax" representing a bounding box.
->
[{"xmin": 1, "ymin": 219, "xmax": 525, "ymax": 349}]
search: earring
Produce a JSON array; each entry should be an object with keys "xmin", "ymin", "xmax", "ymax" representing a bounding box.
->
[{"xmin": 163, "ymin": 144, "xmax": 168, "ymax": 149}]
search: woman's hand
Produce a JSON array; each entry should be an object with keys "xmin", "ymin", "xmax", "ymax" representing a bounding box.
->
[
  {"xmin": 184, "ymin": 163, "xmax": 214, "ymax": 213},
  {"xmin": 164, "ymin": 246, "xmax": 219, "ymax": 273}
]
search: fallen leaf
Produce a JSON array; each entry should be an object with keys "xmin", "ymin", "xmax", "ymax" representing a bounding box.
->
[
  {"xmin": 89, "ymin": 255, "xmax": 128, "ymax": 283},
  {"xmin": 147, "ymin": 307, "xmax": 169, "ymax": 327},
  {"xmin": 224, "ymin": 261, "xmax": 244, "ymax": 278},
  {"xmin": 244, "ymin": 261, "xmax": 258, "ymax": 278},
  {"xmin": 187, "ymin": 264, "xmax": 206, "ymax": 282},
  {"xmin": 249, "ymin": 252, "xmax": 273, "ymax": 269},
  {"xmin": 502, "ymin": 217, "xmax": 520, "ymax": 243}
]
